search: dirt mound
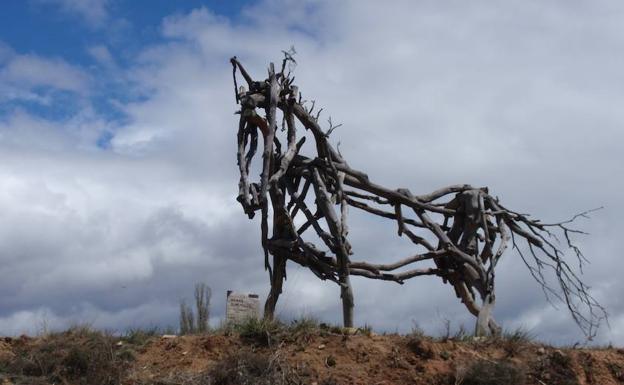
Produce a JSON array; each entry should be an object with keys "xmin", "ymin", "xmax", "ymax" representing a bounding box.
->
[
  {"xmin": 1, "ymin": 325, "xmax": 623, "ymax": 385},
  {"xmin": 126, "ymin": 330, "xmax": 624, "ymax": 385}
]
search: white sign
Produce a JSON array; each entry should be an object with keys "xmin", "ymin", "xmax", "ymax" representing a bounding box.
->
[{"xmin": 226, "ymin": 291, "xmax": 260, "ymax": 323}]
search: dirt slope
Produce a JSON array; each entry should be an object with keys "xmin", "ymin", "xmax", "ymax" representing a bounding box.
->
[
  {"xmin": 128, "ymin": 333, "xmax": 624, "ymax": 385},
  {"xmin": 1, "ymin": 326, "xmax": 623, "ymax": 385}
]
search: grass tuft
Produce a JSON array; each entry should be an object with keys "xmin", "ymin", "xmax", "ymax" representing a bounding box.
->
[
  {"xmin": 122, "ymin": 326, "xmax": 161, "ymax": 346},
  {"xmin": 234, "ymin": 317, "xmax": 284, "ymax": 346},
  {"xmin": 499, "ymin": 327, "xmax": 534, "ymax": 357}
]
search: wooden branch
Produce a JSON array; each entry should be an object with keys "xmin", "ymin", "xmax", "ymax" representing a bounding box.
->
[
  {"xmin": 261, "ymin": 202, "xmax": 271, "ymax": 279},
  {"xmin": 349, "ymin": 250, "xmax": 445, "ymax": 273},
  {"xmin": 270, "ymin": 91, "xmax": 298, "ymax": 184},
  {"xmin": 344, "ymin": 190, "xmax": 389, "ymax": 205},
  {"xmin": 342, "ymin": 174, "xmax": 455, "ymax": 215},
  {"xmin": 287, "ymin": 177, "xmax": 311, "ymax": 216},
  {"xmin": 350, "ymin": 267, "xmax": 442, "ymax": 283},
  {"xmin": 345, "ymin": 197, "xmax": 425, "ymax": 228},
  {"xmin": 395, "ymin": 203, "xmax": 404, "ymax": 236},
  {"xmin": 295, "ymin": 199, "xmax": 335, "ymax": 251},
  {"xmin": 415, "ymin": 184, "xmax": 480, "ymax": 203},
  {"xmin": 236, "ymin": 114, "xmax": 252, "ymax": 214},
  {"xmin": 259, "ymin": 63, "xmax": 279, "ymax": 203},
  {"xmin": 230, "ymin": 57, "xmax": 254, "ymax": 87}
]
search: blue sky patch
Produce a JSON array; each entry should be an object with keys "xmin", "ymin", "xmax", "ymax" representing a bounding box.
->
[{"xmin": 0, "ymin": 0, "xmax": 253, "ymax": 128}]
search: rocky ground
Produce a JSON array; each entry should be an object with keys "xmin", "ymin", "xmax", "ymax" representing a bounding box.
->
[{"xmin": 1, "ymin": 320, "xmax": 623, "ymax": 385}]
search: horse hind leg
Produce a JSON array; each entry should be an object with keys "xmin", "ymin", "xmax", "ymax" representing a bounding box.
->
[{"xmin": 454, "ymin": 281, "xmax": 500, "ymax": 337}]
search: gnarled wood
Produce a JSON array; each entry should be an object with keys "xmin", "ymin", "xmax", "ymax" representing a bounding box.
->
[{"xmin": 230, "ymin": 54, "xmax": 606, "ymax": 337}]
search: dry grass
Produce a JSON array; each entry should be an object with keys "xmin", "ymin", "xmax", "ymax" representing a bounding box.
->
[
  {"xmin": 143, "ymin": 349, "xmax": 305, "ymax": 385},
  {"xmin": 0, "ymin": 325, "xmax": 135, "ymax": 385},
  {"xmin": 456, "ymin": 359, "xmax": 525, "ymax": 385}
]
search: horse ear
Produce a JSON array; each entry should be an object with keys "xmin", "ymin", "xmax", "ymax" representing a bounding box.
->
[{"xmin": 238, "ymin": 85, "xmax": 247, "ymax": 96}]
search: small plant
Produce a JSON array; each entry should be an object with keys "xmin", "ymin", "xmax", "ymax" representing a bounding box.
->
[
  {"xmin": 207, "ymin": 349, "xmax": 296, "ymax": 385},
  {"xmin": 360, "ymin": 323, "xmax": 373, "ymax": 337},
  {"xmin": 607, "ymin": 361, "xmax": 624, "ymax": 381},
  {"xmin": 235, "ymin": 317, "xmax": 284, "ymax": 346},
  {"xmin": 531, "ymin": 350, "xmax": 579, "ymax": 385},
  {"xmin": 407, "ymin": 336, "xmax": 434, "ymax": 360},
  {"xmin": 288, "ymin": 316, "xmax": 320, "ymax": 341},
  {"xmin": 502, "ymin": 327, "xmax": 533, "ymax": 343},
  {"xmin": 409, "ymin": 321, "xmax": 426, "ymax": 339},
  {"xmin": 453, "ymin": 324, "xmax": 472, "ymax": 341},
  {"xmin": 208, "ymin": 350, "xmax": 273, "ymax": 385},
  {"xmin": 122, "ymin": 326, "xmax": 161, "ymax": 346},
  {"xmin": 319, "ymin": 322, "xmax": 344, "ymax": 335},
  {"xmin": 499, "ymin": 327, "xmax": 534, "ymax": 357},
  {"xmin": 457, "ymin": 359, "xmax": 525, "ymax": 385},
  {"xmin": 439, "ymin": 317, "xmax": 452, "ymax": 341},
  {"xmin": 579, "ymin": 352, "xmax": 596, "ymax": 384}
]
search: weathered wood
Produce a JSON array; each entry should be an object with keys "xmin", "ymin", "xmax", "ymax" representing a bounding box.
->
[
  {"xmin": 349, "ymin": 250, "xmax": 445, "ymax": 273},
  {"xmin": 236, "ymin": 114, "xmax": 252, "ymax": 216},
  {"xmin": 259, "ymin": 65, "xmax": 279, "ymax": 201},
  {"xmin": 311, "ymin": 167, "xmax": 355, "ymax": 327},
  {"xmin": 345, "ymin": 197, "xmax": 426, "ymax": 228},
  {"xmin": 230, "ymin": 54, "xmax": 606, "ymax": 337},
  {"xmin": 270, "ymin": 91, "xmax": 298, "ymax": 184}
]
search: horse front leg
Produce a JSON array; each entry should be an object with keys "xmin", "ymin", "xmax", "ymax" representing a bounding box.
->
[
  {"xmin": 264, "ymin": 253, "xmax": 287, "ymax": 320},
  {"xmin": 340, "ymin": 272, "xmax": 355, "ymax": 328}
]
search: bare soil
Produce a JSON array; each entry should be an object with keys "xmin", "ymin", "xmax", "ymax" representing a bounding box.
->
[{"xmin": 1, "ymin": 328, "xmax": 623, "ymax": 385}]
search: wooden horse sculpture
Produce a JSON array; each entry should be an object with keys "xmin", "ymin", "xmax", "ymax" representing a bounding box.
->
[{"xmin": 230, "ymin": 54, "xmax": 605, "ymax": 337}]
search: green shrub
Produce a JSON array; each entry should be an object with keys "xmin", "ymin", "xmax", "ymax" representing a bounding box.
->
[{"xmin": 235, "ymin": 317, "xmax": 284, "ymax": 346}]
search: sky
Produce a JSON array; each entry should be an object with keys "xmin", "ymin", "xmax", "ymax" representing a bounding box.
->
[{"xmin": 0, "ymin": 0, "xmax": 622, "ymax": 345}]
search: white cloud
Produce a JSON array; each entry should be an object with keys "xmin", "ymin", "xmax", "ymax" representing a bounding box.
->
[
  {"xmin": 87, "ymin": 45, "xmax": 115, "ymax": 68},
  {"xmin": 1, "ymin": 0, "xmax": 623, "ymax": 344},
  {"xmin": 0, "ymin": 47, "xmax": 90, "ymax": 101},
  {"xmin": 35, "ymin": 0, "xmax": 110, "ymax": 27}
]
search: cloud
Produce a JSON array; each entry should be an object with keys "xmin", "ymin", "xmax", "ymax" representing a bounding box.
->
[
  {"xmin": 0, "ymin": 45, "xmax": 90, "ymax": 103},
  {"xmin": 0, "ymin": 0, "xmax": 623, "ymax": 345},
  {"xmin": 87, "ymin": 45, "xmax": 115, "ymax": 68},
  {"xmin": 34, "ymin": 0, "xmax": 110, "ymax": 27},
  {"xmin": 1, "ymin": 54, "xmax": 88, "ymax": 92}
]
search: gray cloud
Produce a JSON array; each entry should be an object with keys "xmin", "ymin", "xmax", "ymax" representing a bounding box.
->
[{"xmin": 0, "ymin": 1, "xmax": 622, "ymax": 345}]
